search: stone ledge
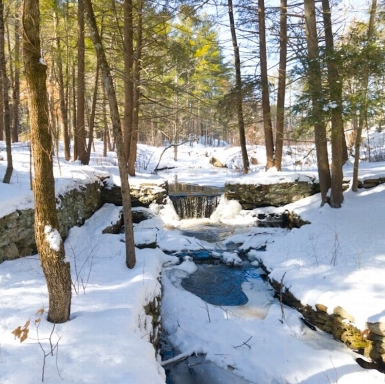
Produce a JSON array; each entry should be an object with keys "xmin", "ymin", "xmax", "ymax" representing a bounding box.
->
[
  {"xmin": 224, "ymin": 181, "xmax": 320, "ymax": 209},
  {"xmin": 259, "ymin": 265, "xmax": 382, "ymax": 362}
]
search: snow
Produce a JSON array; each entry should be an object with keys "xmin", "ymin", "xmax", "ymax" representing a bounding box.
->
[
  {"xmin": 1, "ymin": 136, "xmax": 385, "ymax": 383},
  {"xmin": 44, "ymin": 225, "xmax": 62, "ymax": 252}
]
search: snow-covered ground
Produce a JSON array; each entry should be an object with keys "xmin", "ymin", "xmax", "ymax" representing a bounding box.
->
[{"xmin": 1, "ymin": 135, "xmax": 385, "ymax": 383}]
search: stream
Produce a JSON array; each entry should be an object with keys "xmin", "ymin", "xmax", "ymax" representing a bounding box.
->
[{"xmin": 159, "ymin": 183, "xmax": 281, "ymax": 384}]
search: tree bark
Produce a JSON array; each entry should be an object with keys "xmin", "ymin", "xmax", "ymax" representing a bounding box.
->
[
  {"xmin": 123, "ymin": 0, "xmax": 134, "ymax": 165},
  {"xmin": 352, "ymin": 0, "xmax": 376, "ymax": 192},
  {"xmin": 54, "ymin": 9, "xmax": 70, "ymax": 161},
  {"xmin": 12, "ymin": 10, "xmax": 20, "ymax": 143},
  {"xmin": 322, "ymin": 0, "xmax": 344, "ymax": 207},
  {"xmin": 22, "ymin": 0, "xmax": 71, "ymax": 323},
  {"xmin": 258, "ymin": 0, "xmax": 275, "ymax": 170},
  {"xmin": 85, "ymin": 61, "xmax": 99, "ymax": 163},
  {"xmin": 304, "ymin": 0, "xmax": 331, "ymax": 204},
  {"xmin": 275, "ymin": 0, "xmax": 287, "ymax": 172},
  {"xmin": 228, "ymin": 0, "xmax": 249, "ymax": 174},
  {"xmin": 84, "ymin": 0, "xmax": 136, "ymax": 268},
  {"xmin": 0, "ymin": 69, "xmax": 3, "ymax": 141},
  {"xmin": 0, "ymin": 0, "xmax": 13, "ymax": 183},
  {"xmin": 76, "ymin": 0, "xmax": 87, "ymax": 164},
  {"xmin": 128, "ymin": 0, "xmax": 143, "ymax": 176}
]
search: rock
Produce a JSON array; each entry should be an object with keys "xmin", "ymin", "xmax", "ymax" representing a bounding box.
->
[
  {"xmin": 316, "ymin": 303, "xmax": 328, "ymax": 312},
  {"xmin": 209, "ymin": 156, "xmax": 226, "ymax": 168},
  {"xmin": 225, "ymin": 181, "xmax": 320, "ymax": 209},
  {"xmin": 367, "ymin": 322, "xmax": 385, "ymax": 336},
  {"xmin": 333, "ymin": 306, "xmax": 355, "ymax": 323}
]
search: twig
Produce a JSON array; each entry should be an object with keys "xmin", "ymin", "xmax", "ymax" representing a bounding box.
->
[
  {"xmin": 233, "ymin": 336, "xmax": 252, "ymax": 349},
  {"xmin": 279, "ymin": 272, "xmax": 286, "ymax": 322}
]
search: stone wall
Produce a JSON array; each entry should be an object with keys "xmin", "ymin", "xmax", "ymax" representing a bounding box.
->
[
  {"xmin": 0, "ymin": 179, "xmax": 168, "ymax": 263},
  {"xmin": 101, "ymin": 181, "xmax": 168, "ymax": 207},
  {"xmin": 265, "ymin": 272, "xmax": 385, "ymax": 363},
  {"xmin": 225, "ymin": 181, "xmax": 320, "ymax": 209},
  {"xmin": 0, "ymin": 181, "xmax": 103, "ymax": 262}
]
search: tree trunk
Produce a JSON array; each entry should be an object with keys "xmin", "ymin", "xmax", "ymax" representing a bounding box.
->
[
  {"xmin": 0, "ymin": 70, "xmax": 3, "ymax": 141},
  {"xmin": 128, "ymin": 0, "xmax": 143, "ymax": 176},
  {"xmin": 0, "ymin": 0, "xmax": 13, "ymax": 183},
  {"xmin": 85, "ymin": 61, "xmax": 99, "ymax": 163},
  {"xmin": 352, "ymin": 0, "xmax": 376, "ymax": 192},
  {"xmin": 72, "ymin": 62, "xmax": 77, "ymax": 160},
  {"xmin": 228, "ymin": 0, "xmax": 249, "ymax": 174},
  {"xmin": 12, "ymin": 10, "xmax": 20, "ymax": 143},
  {"xmin": 304, "ymin": 0, "xmax": 331, "ymax": 204},
  {"xmin": 54, "ymin": 10, "xmax": 70, "ymax": 161},
  {"xmin": 22, "ymin": 0, "xmax": 71, "ymax": 323},
  {"xmin": 258, "ymin": 0, "xmax": 275, "ymax": 170},
  {"xmin": 123, "ymin": 0, "xmax": 134, "ymax": 165},
  {"xmin": 84, "ymin": 0, "xmax": 136, "ymax": 269},
  {"xmin": 76, "ymin": 0, "xmax": 87, "ymax": 164},
  {"xmin": 322, "ymin": 0, "xmax": 344, "ymax": 207},
  {"xmin": 275, "ymin": 0, "xmax": 287, "ymax": 172}
]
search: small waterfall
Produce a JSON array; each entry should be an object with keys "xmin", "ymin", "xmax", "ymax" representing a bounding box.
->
[
  {"xmin": 168, "ymin": 182, "xmax": 223, "ymax": 219},
  {"xmin": 169, "ymin": 194, "xmax": 221, "ymax": 219}
]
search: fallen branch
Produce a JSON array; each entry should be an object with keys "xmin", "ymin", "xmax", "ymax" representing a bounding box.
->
[
  {"xmin": 279, "ymin": 272, "xmax": 286, "ymax": 322},
  {"xmin": 233, "ymin": 336, "xmax": 252, "ymax": 349},
  {"xmin": 161, "ymin": 351, "xmax": 195, "ymax": 366},
  {"xmin": 153, "ymin": 140, "xmax": 193, "ymax": 172}
]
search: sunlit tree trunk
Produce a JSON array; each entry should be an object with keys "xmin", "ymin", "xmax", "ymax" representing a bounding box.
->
[
  {"xmin": 84, "ymin": 0, "xmax": 136, "ymax": 268},
  {"xmin": 228, "ymin": 0, "xmax": 249, "ymax": 174},
  {"xmin": 0, "ymin": 0, "xmax": 12, "ymax": 183},
  {"xmin": 22, "ymin": 0, "xmax": 71, "ymax": 322},
  {"xmin": 275, "ymin": 0, "xmax": 287, "ymax": 171},
  {"xmin": 322, "ymin": 0, "xmax": 343, "ymax": 207},
  {"xmin": 352, "ymin": 0, "xmax": 376, "ymax": 192},
  {"xmin": 124, "ymin": 0, "xmax": 134, "ymax": 167},
  {"xmin": 304, "ymin": 0, "xmax": 331, "ymax": 204},
  {"xmin": 76, "ymin": 0, "xmax": 87, "ymax": 164},
  {"xmin": 258, "ymin": 0, "xmax": 274, "ymax": 170},
  {"xmin": 0, "ymin": 73, "xmax": 3, "ymax": 141},
  {"xmin": 85, "ymin": 61, "xmax": 99, "ymax": 163},
  {"xmin": 12, "ymin": 10, "xmax": 20, "ymax": 143},
  {"xmin": 128, "ymin": 0, "xmax": 143, "ymax": 176},
  {"xmin": 54, "ymin": 8, "xmax": 70, "ymax": 161}
]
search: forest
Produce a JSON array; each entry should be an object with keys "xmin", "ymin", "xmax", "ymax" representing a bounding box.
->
[
  {"xmin": 2, "ymin": 1, "xmax": 385, "ymax": 382},
  {"xmin": 0, "ymin": 0, "xmax": 383, "ymax": 209}
]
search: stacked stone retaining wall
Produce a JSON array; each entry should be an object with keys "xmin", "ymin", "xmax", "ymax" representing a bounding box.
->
[
  {"xmin": 0, "ymin": 181, "xmax": 103, "ymax": 262},
  {"xmin": 265, "ymin": 271, "xmax": 385, "ymax": 363}
]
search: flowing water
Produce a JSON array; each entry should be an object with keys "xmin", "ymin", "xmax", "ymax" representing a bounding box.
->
[
  {"xmin": 160, "ymin": 190, "xmax": 277, "ymax": 384},
  {"xmin": 168, "ymin": 182, "xmax": 223, "ymax": 219}
]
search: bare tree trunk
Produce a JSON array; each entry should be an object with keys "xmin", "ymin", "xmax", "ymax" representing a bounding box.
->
[
  {"xmin": 128, "ymin": 0, "xmax": 143, "ymax": 176},
  {"xmin": 352, "ymin": 0, "xmax": 376, "ymax": 192},
  {"xmin": 258, "ymin": 0, "xmax": 275, "ymax": 170},
  {"xmin": 304, "ymin": 0, "xmax": 331, "ymax": 204},
  {"xmin": 76, "ymin": 0, "xmax": 87, "ymax": 164},
  {"xmin": 84, "ymin": 0, "xmax": 136, "ymax": 268},
  {"xmin": 322, "ymin": 0, "xmax": 343, "ymax": 207},
  {"xmin": 275, "ymin": 0, "xmax": 287, "ymax": 171},
  {"xmin": 22, "ymin": 0, "xmax": 71, "ymax": 323},
  {"xmin": 12, "ymin": 10, "xmax": 20, "ymax": 143},
  {"xmin": 228, "ymin": 0, "xmax": 249, "ymax": 174},
  {"xmin": 54, "ymin": 9, "xmax": 70, "ymax": 161},
  {"xmin": 0, "ymin": 72, "xmax": 3, "ymax": 141},
  {"xmin": 85, "ymin": 61, "xmax": 99, "ymax": 163},
  {"xmin": 0, "ymin": 0, "xmax": 13, "ymax": 183},
  {"xmin": 72, "ymin": 62, "xmax": 77, "ymax": 160},
  {"xmin": 123, "ymin": 0, "xmax": 134, "ymax": 166}
]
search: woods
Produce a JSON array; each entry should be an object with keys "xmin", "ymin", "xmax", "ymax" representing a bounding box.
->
[
  {"xmin": 0, "ymin": 1, "xmax": 379, "ymax": 193},
  {"xmin": 1, "ymin": 0, "xmax": 384, "ymax": 320}
]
